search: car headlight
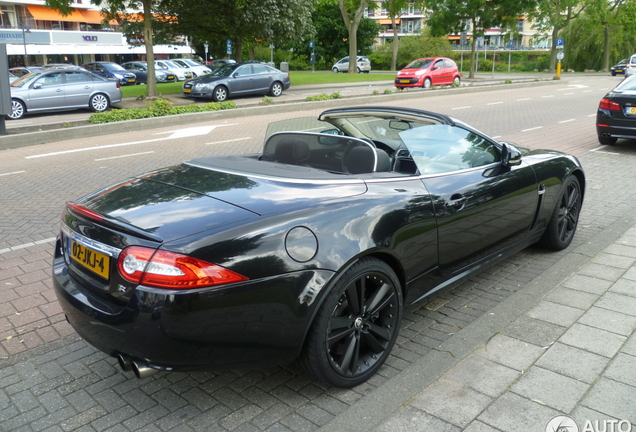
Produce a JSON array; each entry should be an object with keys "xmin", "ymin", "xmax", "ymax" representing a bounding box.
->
[
  {"xmin": 157, "ymin": 72, "xmax": 167, "ymax": 79},
  {"xmin": 114, "ymin": 73, "xmax": 124, "ymax": 79}
]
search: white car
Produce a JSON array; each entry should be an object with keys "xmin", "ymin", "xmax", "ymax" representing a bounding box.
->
[
  {"xmin": 625, "ymin": 54, "xmax": 636, "ymax": 77},
  {"xmin": 171, "ymin": 59, "xmax": 212, "ymax": 77},
  {"xmin": 155, "ymin": 60, "xmax": 194, "ymax": 81},
  {"xmin": 332, "ymin": 56, "xmax": 371, "ymax": 73}
]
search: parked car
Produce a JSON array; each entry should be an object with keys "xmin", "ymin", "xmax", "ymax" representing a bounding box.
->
[
  {"xmin": 395, "ymin": 57, "xmax": 461, "ymax": 89},
  {"xmin": 171, "ymin": 59, "xmax": 212, "ymax": 77},
  {"xmin": 182, "ymin": 62, "xmax": 290, "ymax": 102},
  {"xmin": 332, "ymin": 55, "xmax": 371, "ymax": 73},
  {"xmin": 625, "ymin": 54, "xmax": 636, "ymax": 77},
  {"xmin": 121, "ymin": 61, "xmax": 175, "ymax": 84},
  {"xmin": 9, "ymin": 71, "xmax": 18, "ymax": 84},
  {"xmin": 9, "ymin": 66, "xmax": 43, "ymax": 77},
  {"xmin": 155, "ymin": 60, "xmax": 193, "ymax": 81},
  {"xmin": 611, "ymin": 59, "xmax": 628, "ymax": 76},
  {"xmin": 596, "ymin": 74, "xmax": 636, "ymax": 145},
  {"xmin": 7, "ymin": 68, "xmax": 122, "ymax": 120},
  {"xmin": 208, "ymin": 59, "xmax": 236, "ymax": 68},
  {"xmin": 42, "ymin": 63, "xmax": 89, "ymax": 71},
  {"xmin": 82, "ymin": 62, "xmax": 137, "ymax": 85},
  {"xmin": 53, "ymin": 105, "xmax": 584, "ymax": 387}
]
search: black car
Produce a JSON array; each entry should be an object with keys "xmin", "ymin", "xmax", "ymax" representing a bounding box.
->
[
  {"xmin": 182, "ymin": 62, "xmax": 290, "ymax": 102},
  {"xmin": 121, "ymin": 61, "xmax": 176, "ymax": 84},
  {"xmin": 596, "ymin": 75, "xmax": 636, "ymax": 145},
  {"xmin": 611, "ymin": 59, "xmax": 628, "ymax": 76},
  {"xmin": 82, "ymin": 62, "xmax": 137, "ymax": 85},
  {"xmin": 53, "ymin": 106, "xmax": 584, "ymax": 387}
]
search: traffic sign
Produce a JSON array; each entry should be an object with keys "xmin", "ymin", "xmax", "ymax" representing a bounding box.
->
[
  {"xmin": 557, "ymin": 51, "xmax": 564, "ymax": 60},
  {"xmin": 556, "ymin": 38, "xmax": 564, "ymax": 49}
]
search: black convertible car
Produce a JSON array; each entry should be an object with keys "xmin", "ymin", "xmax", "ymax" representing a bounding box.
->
[{"xmin": 53, "ymin": 106, "xmax": 584, "ymax": 387}]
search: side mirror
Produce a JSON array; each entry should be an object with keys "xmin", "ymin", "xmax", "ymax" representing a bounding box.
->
[
  {"xmin": 501, "ymin": 142, "xmax": 522, "ymax": 167},
  {"xmin": 32, "ymin": 83, "xmax": 42, "ymax": 89}
]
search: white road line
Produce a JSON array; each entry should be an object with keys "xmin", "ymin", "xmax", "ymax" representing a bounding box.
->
[
  {"xmin": 95, "ymin": 151, "xmax": 155, "ymax": 161},
  {"xmin": 522, "ymin": 126, "xmax": 544, "ymax": 132},
  {"xmin": 205, "ymin": 137, "xmax": 252, "ymax": 145},
  {"xmin": 592, "ymin": 150, "xmax": 620, "ymax": 155},
  {"xmin": 0, "ymin": 170, "xmax": 26, "ymax": 177},
  {"xmin": 0, "ymin": 237, "xmax": 56, "ymax": 255},
  {"xmin": 583, "ymin": 90, "xmax": 594, "ymax": 93},
  {"xmin": 26, "ymin": 125, "xmax": 234, "ymax": 159},
  {"xmin": 588, "ymin": 114, "xmax": 596, "ymax": 117},
  {"xmin": 563, "ymin": 93, "xmax": 575, "ymax": 95},
  {"xmin": 486, "ymin": 102, "xmax": 503, "ymax": 105},
  {"xmin": 542, "ymin": 95, "xmax": 554, "ymax": 98},
  {"xmin": 517, "ymin": 98, "xmax": 531, "ymax": 101},
  {"xmin": 452, "ymin": 106, "xmax": 471, "ymax": 110},
  {"xmin": 558, "ymin": 119, "xmax": 576, "ymax": 123}
]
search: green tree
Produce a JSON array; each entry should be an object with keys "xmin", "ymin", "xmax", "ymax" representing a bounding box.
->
[
  {"xmin": 370, "ymin": 30, "xmax": 453, "ymax": 70},
  {"xmin": 588, "ymin": 0, "xmax": 636, "ymax": 71},
  {"xmin": 527, "ymin": 0, "xmax": 589, "ymax": 73},
  {"xmin": 46, "ymin": 0, "xmax": 162, "ymax": 97},
  {"xmin": 384, "ymin": 0, "xmax": 426, "ymax": 71},
  {"xmin": 425, "ymin": 0, "xmax": 535, "ymax": 78}
]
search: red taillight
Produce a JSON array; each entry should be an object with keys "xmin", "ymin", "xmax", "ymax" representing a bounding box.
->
[
  {"xmin": 599, "ymin": 98, "xmax": 621, "ymax": 111},
  {"xmin": 67, "ymin": 202, "xmax": 104, "ymax": 221},
  {"xmin": 117, "ymin": 246, "xmax": 249, "ymax": 289},
  {"xmin": 116, "ymin": 82, "xmax": 121, "ymax": 89}
]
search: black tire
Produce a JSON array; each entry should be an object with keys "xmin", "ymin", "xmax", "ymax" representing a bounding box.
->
[
  {"xmin": 89, "ymin": 94, "xmax": 110, "ymax": 112},
  {"xmin": 332, "ymin": 67, "xmax": 339, "ymax": 73},
  {"xmin": 453, "ymin": 76, "xmax": 461, "ymax": 86},
  {"xmin": 8, "ymin": 99, "xmax": 26, "ymax": 120},
  {"xmin": 212, "ymin": 86, "xmax": 228, "ymax": 102},
  {"xmin": 300, "ymin": 258, "xmax": 403, "ymax": 387},
  {"xmin": 598, "ymin": 134, "xmax": 617, "ymax": 145},
  {"xmin": 539, "ymin": 175, "xmax": 582, "ymax": 250},
  {"xmin": 423, "ymin": 77, "xmax": 432, "ymax": 89},
  {"xmin": 612, "ymin": 71, "xmax": 617, "ymax": 76},
  {"xmin": 269, "ymin": 82, "xmax": 283, "ymax": 97},
  {"xmin": 357, "ymin": 67, "xmax": 361, "ymax": 73}
]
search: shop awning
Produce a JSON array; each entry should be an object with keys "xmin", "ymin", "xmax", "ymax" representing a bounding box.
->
[
  {"xmin": 27, "ymin": 5, "xmax": 86, "ymax": 22},
  {"xmin": 378, "ymin": 19, "xmax": 400, "ymax": 25},
  {"xmin": 79, "ymin": 10, "xmax": 106, "ymax": 24}
]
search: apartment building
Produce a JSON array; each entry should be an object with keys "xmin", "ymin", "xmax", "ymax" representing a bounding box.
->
[{"xmin": 0, "ymin": 0, "xmax": 193, "ymax": 68}]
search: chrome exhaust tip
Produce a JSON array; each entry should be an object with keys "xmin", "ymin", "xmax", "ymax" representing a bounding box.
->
[
  {"xmin": 117, "ymin": 353, "xmax": 133, "ymax": 372},
  {"xmin": 132, "ymin": 360, "xmax": 160, "ymax": 379}
]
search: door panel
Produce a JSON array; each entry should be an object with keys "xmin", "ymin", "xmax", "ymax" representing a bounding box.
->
[
  {"xmin": 64, "ymin": 72, "xmax": 94, "ymax": 107},
  {"xmin": 28, "ymin": 72, "xmax": 65, "ymax": 111}
]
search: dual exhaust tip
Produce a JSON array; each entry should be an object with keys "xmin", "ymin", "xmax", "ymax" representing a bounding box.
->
[{"xmin": 117, "ymin": 353, "xmax": 160, "ymax": 379}]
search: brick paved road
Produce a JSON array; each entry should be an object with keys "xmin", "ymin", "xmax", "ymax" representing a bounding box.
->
[{"xmin": 1, "ymin": 76, "xmax": 632, "ymax": 431}]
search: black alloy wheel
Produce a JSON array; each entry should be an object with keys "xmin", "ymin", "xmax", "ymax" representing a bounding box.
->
[
  {"xmin": 300, "ymin": 258, "xmax": 402, "ymax": 387},
  {"xmin": 540, "ymin": 175, "xmax": 582, "ymax": 250}
]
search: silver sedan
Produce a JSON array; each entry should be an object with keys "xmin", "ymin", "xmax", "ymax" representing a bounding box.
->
[{"xmin": 7, "ymin": 69, "xmax": 122, "ymax": 120}]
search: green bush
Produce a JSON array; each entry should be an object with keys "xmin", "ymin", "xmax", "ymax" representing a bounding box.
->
[{"xmin": 88, "ymin": 99, "xmax": 236, "ymax": 124}]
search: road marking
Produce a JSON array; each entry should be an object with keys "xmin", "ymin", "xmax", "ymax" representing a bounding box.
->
[
  {"xmin": 26, "ymin": 125, "xmax": 236, "ymax": 159},
  {"xmin": 592, "ymin": 150, "xmax": 620, "ymax": 155},
  {"xmin": 588, "ymin": 114, "xmax": 596, "ymax": 117},
  {"xmin": 583, "ymin": 90, "xmax": 594, "ymax": 93},
  {"xmin": 0, "ymin": 170, "xmax": 26, "ymax": 177},
  {"xmin": 0, "ymin": 237, "xmax": 56, "ymax": 255},
  {"xmin": 558, "ymin": 119, "xmax": 576, "ymax": 123},
  {"xmin": 486, "ymin": 102, "xmax": 503, "ymax": 105},
  {"xmin": 542, "ymin": 95, "xmax": 554, "ymax": 98},
  {"xmin": 452, "ymin": 106, "xmax": 471, "ymax": 110},
  {"xmin": 522, "ymin": 126, "xmax": 544, "ymax": 132},
  {"xmin": 517, "ymin": 98, "xmax": 531, "ymax": 101},
  {"xmin": 563, "ymin": 93, "xmax": 575, "ymax": 95},
  {"xmin": 205, "ymin": 137, "xmax": 252, "ymax": 145},
  {"xmin": 95, "ymin": 151, "xmax": 155, "ymax": 161}
]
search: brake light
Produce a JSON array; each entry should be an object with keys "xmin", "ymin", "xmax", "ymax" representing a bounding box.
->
[
  {"xmin": 599, "ymin": 98, "xmax": 621, "ymax": 111},
  {"xmin": 116, "ymin": 82, "xmax": 121, "ymax": 89},
  {"xmin": 117, "ymin": 246, "xmax": 248, "ymax": 289},
  {"xmin": 67, "ymin": 202, "xmax": 104, "ymax": 221}
]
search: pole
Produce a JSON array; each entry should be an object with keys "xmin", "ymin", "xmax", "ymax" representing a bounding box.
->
[{"xmin": 22, "ymin": 27, "xmax": 29, "ymax": 66}]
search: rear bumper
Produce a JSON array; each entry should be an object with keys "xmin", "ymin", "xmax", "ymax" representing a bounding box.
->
[
  {"xmin": 52, "ymin": 239, "xmax": 334, "ymax": 371},
  {"xmin": 596, "ymin": 111, "xmax": 636, "ymax": 140}
]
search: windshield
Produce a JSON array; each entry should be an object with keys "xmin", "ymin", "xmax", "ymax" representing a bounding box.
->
[
  {"xmin": 10, "ymin": 71, "xmax": 41, "ymax": 88},
  {"xmin": 405, "ymin": 59, "xmax": 434, "ymax": 69},
  {"xmin": 104, "ymin": 63, "xmax": 127, "ymax": 72},
  {"xmin": 211, "ymin": 64, "xmax": 238, "ymax": 77},
  {"xmin": 616, "ymin": 75, "xmax": 636, "ymax": 91}
]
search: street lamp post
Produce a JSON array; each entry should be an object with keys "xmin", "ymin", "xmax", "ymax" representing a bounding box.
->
[{"xmin": 21, "ymin": 26, "xmax": 30, "ymax": 67}]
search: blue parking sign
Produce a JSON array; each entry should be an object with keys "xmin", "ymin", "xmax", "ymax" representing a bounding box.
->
[{"xmin": 556, "ymin": 38, "xmax": 564, "ymax": 49}]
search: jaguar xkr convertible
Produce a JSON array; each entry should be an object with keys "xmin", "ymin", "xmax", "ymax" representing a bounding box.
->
[{"xmin": 53, "ymin": 106, "xmax": 584, "ymax": 387}]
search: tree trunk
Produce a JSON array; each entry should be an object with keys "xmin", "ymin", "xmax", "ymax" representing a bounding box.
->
[
  {"xmin": 549, "ymin": 26, "xmax": 560, "ymax": 73},
  {"xmin": 391, "ymin": 17, "xmax": 399, "ymax": 71},
  {"xmin": 143, "ymin": 0, "xmax": 157, "ymax": 98},
  {"xmin": 234, "ymin": 37, "xmax": 243, "ymax": 62},
  {"xmin": 339, "ymin": 0, "xmax": 366, "ymax": 74}
]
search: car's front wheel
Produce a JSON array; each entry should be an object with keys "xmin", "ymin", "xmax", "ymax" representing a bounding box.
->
[
  {"xmin": 453, "ymin": 76, "xmax": 461, "ymax": 86},
  {"xmin": 332, "ymin": 67, "xmax": 339, "ymax": 73},
  {"xmin": 539, "ymin": 175, "xmax": 582, "ymax": 250},
  {"xmin": 300, "ymin": 257, "xmax": 403, "ymax": 387},
  {"xmin": 8, "ymin": 99, "xmax": 26, "ymax": 120},
  {"xmin": 423, "ymin": 77, "xmax": 432, "ymax": 89},
  {"xmin": 212, "ymin": 86, "xmax": 228, "ymax": 102},
  {"xmin": 89, "ymin": 94, "xmax": 110, "ymax": 112},
  {"xmin": 269, "ymin": 82, "xmax": 283, "ymax": 97}
]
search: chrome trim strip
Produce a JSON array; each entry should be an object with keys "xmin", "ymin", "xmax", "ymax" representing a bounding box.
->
[{"xmin": 61, "ymin": 224, "xmax": 122, "ymax": 257}]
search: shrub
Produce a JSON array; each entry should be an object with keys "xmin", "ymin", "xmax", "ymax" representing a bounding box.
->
[{"xmin": 87, "ymin": 99, "xmax": 236, "ymax": 123}]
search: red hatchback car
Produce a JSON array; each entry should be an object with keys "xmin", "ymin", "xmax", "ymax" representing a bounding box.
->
[{"xmin": 395, "ymin": 57, "xmax": 461, "ymax": 89}]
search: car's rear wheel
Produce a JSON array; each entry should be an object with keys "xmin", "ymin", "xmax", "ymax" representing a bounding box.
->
[
  {"xmin": 598, "ymin": 134, "xmax": 617, "ymax": 145},
  {"xmin": 269, "ymin": 82, "xmax": 283, "ymax": 97},
  {"xmin": 300, "ymin": 257, "xmax": 403, "ymax": 387},
  {"xmin": 89, "ymin": 94, "xmax": 110, "ymax": 112},
  {"xmin": 539, "ymin": 175, "xmax": 582, "ymax": 250},
  {"xmin": 8, "ymin": 99, "xmax": 26, "ymax": 120},
  {"xmin": 212, "ymin": 86, "xmax": 228, "ymax": 102},
  {"xmin": 423, "ymin": 77, "xmax": 432, "ymax": 89},
  {"xmin": 453, "ymin": 76, "xmax": 461, "ymax": 86}
]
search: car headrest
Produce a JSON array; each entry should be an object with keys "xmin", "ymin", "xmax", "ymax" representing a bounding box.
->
[
  {"xmin": 274, "ymin": 138, "xmax": 310, "ymax": 165},
  {"xmin": 375, "ymin": 149, "xmax": 391, "ymax": 172},
  {"xmin": 345, "ymin": 145, "xmax": 376, "ymax": 174}
]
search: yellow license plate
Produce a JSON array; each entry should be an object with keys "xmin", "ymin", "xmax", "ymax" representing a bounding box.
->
[
  {"xmin": 184, "ymin": 88, "xmax": 191, "ymax": 93},
  {"xmin": 168, "ymin": 75, "xmax": 175, "ymax": 80},
  {"xmin": 70, "ymin": 240, "xmax": 110, "ymax": 279},
  {"xmin": 128, "ymin": 79, "xmax": 135, "ymax": 82},
  {"xmin": 400, "ymin": 79, "xmax": 410, "ymax": 83},
  {"xmin": 630, "ymin": 107, "xmax": 636, "ymax": 114}
]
